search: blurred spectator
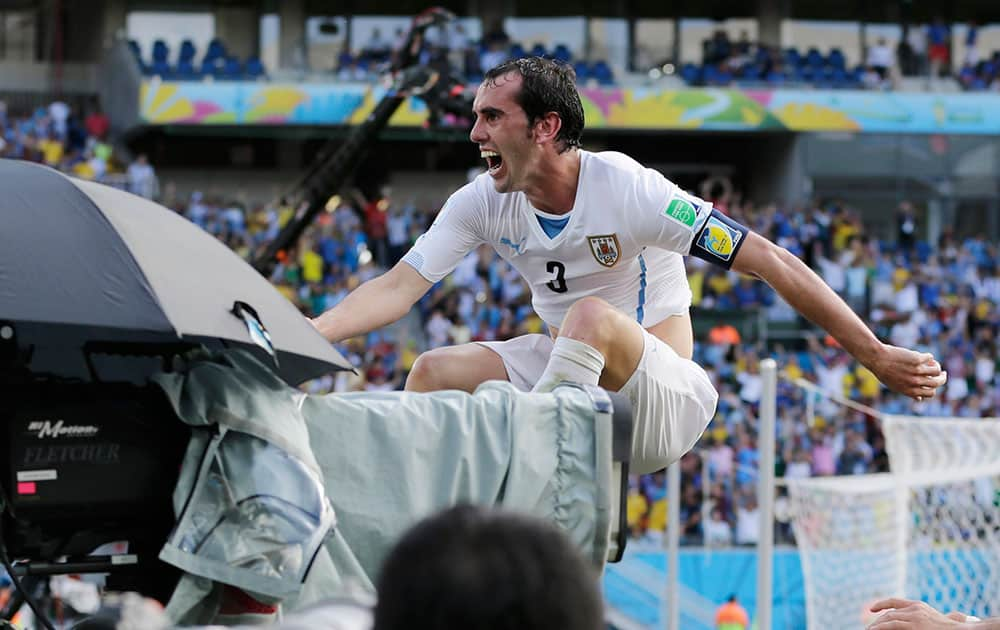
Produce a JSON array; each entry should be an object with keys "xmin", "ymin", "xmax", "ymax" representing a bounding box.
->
[
  {"xmin": 354, "ymin": 185, "xmax": 392, "ymax": 267},
  {"xmin": 362, "ymin": 28, "xmax": 391, "ymax": 63},
  {"xmin": 704, "ymin": 507, "xmax": 733, "ymax": 547},
  {"xmin": 127, "ymin": 153, "xmax": 158, "ymax": 199},
  {"xmin": 964, "ymin": 21, "xmax": 979, "ymax": 67},
  {"xmin": 897, "ymin": 201, "xmax": 917, "ymax": 258},
  {"xmin": 927, "ymin": 17, "xmax": 951, "ymax": 78},
  {"xmin": 480, "ymin": 40, "xmax": 509, "ymax": 74},
  {"xmin": 734, "ymin": 494, "xmax": 759, "ymax": 546},
  {"xmin": 482, "ymin": 21, "xmax": 511, "ymax": 48},
  {"xmin": 715, "ymin": 594, "xmax": 750, "ymax": 630},
  {"xmin": 425, "ymin": 309, "xmax": 452, "ymax": 349},
  {"xmin": 837, "ymin": 428, "xmax": 873, "ymax": 475},
  {"xmin": 373, "ymin": 505, "xmax": 604, "ymax": 630},
  {"xmin": 905, "ymin": 23, "xmax": 928, "ymax": 77},
  {"xmin": 85, "ymin": 103, "xmax": 110, "ymax": 141},
  {"xmin": 866, "ymin": 37, "xmax": 894, "ymax": 82},
  {"xmin": 704, "ymin": 30, "xmax": 732, "ymax": 66},
  {"xmin": 48, "ymin": 100, "xmax": 70, "ymax": 140},
  {"xmin": 626, "ymin": 480, "xmax": 649, "ymax": 538}
]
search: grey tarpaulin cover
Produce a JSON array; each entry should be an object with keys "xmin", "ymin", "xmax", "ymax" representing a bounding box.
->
[{"xmin": 152, "ymin": 349, "xmax": 616, "ymax": 624}]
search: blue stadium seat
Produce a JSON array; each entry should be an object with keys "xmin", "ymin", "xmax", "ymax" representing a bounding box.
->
[
  {"xmin": 591, "ymin": 60, "xmax": 614, "ymax": 85},
  {"xmin": 179, "ymin": 39, "xmax": 196, "ymax": 64},
  {"xmin": 201, "ymin": 57, "xmax": 222, "ymax": 77},
  {"xmin": 201, "ymin": 38, "xmax": 228, "ymax": 76},
  {"xmin": 573, "ymin": 60, "xmax": 590, "ymax": 82},
  {"xmin": 150, "ymin": 59, "xmax": 172, "ymax": 79},
  {"xmin": 816, "ymin": 66, "xmax": 837, "ymax": 87},
  {"xmin": 245, "ymin": 56, "xmax": 266, "ymax": 80},
  {"xmin": 222, "ymin": 57, "xmax": 243, "ymax": 80},
  {"xmin": 175, "ymin": 59, "xmax": 199, "ymax": 80},
  {"xmin": 680, "ymin": 62, "xmax": 701, "ymax": 84},
  {"xmin": 829, "ymin": 67, "xmax": 849, "ymax": 87},
  {"xmin": 530, "ymin": 43, "xmax": 547, "ymax": 58},
  {"xmin": 805, "ymin": 47, "xmax": 824, "ymax": 69},
  {"xmin": 552, "ymin": 43, "xmax": 572, "ymax": 63},
  {"xmin": 152, "ymin": 39, "xmax": 169, "ymax": 64},
  {"xmin": 510, "ymin": 43, "xmax": 526, "ymax": 59},
  {"xmin": 783, "ymin": 47, "xmax": 802, "ymax": 68},
  {"xmin": 737, "ymin": 63, "xmax": 762, "ymax": 81},
  {"xmin": 703, "ymin": 64, "xmax": 733, "ymax": 85},
  {"xmin": 205, "ymin": 38, "xmax": 226, "ymax": 62},
  {"xmin": 827, "ymin": 48, "xmax": 846, "ymax": 70}
]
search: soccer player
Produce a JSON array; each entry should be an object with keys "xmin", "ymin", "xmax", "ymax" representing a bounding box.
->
[{"xmin": 312, "ymin": 57, "xmax": 946, "ymax": 474}]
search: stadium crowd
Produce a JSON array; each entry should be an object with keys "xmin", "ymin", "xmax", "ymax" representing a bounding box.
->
[
  {"xmin": 146, "ymin": 168, "xmax": 999, "ymax": 549},
  {"xmin": 338, "ymin": 21, "xmax": 616, "ymax": 86},
  {"xmin": 279, "ymin": 176, "xmax": 1000, "ymax": 548},
  {"xmin": 6, "ymin": 97, "xmax": 998, "ymax": 551},
  {"xmin": 0, "ymin": 98, "xmax": 159, "ymax": 199},
  {"xmin": 686, "ymin": 19, "xmax": 1000, "ymax": 92}
]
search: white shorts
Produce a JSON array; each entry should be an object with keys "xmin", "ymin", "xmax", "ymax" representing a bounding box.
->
[{"xmin": 478, "ymin": 331, "xmax": 718, "ymax": 474}]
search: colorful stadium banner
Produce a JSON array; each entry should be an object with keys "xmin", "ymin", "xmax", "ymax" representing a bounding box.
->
[{"xmin": 140, "ymin": 80, "xmax": 1000, "ymax": 134}]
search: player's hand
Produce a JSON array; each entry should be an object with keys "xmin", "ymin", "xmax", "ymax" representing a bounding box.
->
[
  {"xmin": 869, "ymin": 345, "xmax": 946, "ymax": 401},
  {"xmin": 308, "ymin": 316, "xmax": 329, "ymax": 341},
  {"xmin": 867, "ymin": 598, "xmax": 975, "ymax": 629}
]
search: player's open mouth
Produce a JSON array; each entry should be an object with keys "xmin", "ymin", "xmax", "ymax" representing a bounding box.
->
[{"xmin": 481, "ymin": 150, "xmax": 504, "ymax": 175}]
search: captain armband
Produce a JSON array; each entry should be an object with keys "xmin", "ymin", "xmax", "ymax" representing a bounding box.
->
[{"xmin": 688, "ymin": 208, "xmax": 749, "ymax": 270}]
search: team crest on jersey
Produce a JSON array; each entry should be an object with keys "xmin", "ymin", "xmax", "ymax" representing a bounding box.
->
[{"xmin": 588, "ymin": 234, "xmax": 621, "ymax": 267}]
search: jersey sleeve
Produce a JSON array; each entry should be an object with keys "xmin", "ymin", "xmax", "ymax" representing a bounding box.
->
[
  {"xmin": 628, "ymin": 166, "xmax": 712, "ymax": 254},
  {"xmin": 629, "ymin": 167, "xmax": 748, "ymax": 269},
  {"xmin": 401, "ymin": 181, "xmax": 486, "ymax": 283}
]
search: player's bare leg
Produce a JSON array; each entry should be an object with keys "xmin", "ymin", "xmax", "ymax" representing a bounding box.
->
[
  {"xmin": 532, "ymin": 296, "xmax": 645, "ymax": 393},
  {"xmin": 405, "ymin": 343, "xmax": 510, "ymax": 393}
]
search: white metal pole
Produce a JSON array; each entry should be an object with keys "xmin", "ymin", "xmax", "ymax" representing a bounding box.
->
[
  {"xmin": 701, "ymin": 450, "xmax": 711, "ymax": 550},
  {"xmin": 757, "ymin": 358, "xmax": 778, "ymax": 630},
  {"xmin": 665, "ymin": 461, "xmax": 681, "ymax": 630}
]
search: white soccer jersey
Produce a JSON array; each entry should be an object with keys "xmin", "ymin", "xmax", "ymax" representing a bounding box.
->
[{"xmin": 402, "ymin": 150, "xmax": 715, "ymax": 330}]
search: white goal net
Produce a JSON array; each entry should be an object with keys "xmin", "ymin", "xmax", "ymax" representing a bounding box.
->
[{"xmin": 786, "ymin": 410, "xmax": 1000, "ymax": 629}]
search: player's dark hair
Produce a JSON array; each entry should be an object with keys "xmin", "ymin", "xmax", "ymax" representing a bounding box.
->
[
  {"xmin": 373, "ymin": 504, "xmax": 604, "ymax": 630},
  {"xmin": 483, "ymin": 56, "xmax": 584, "ymax": 154}
]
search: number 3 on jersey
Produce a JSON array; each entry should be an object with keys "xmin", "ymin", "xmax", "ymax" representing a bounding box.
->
[{"xmin": 546, "ymin": 260, "xmax": 567, "ymax": 293}]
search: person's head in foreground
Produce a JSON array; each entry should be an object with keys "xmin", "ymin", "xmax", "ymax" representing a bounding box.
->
[{"xmin": 373, "ymin": 504, "xmax": 604, "ymax": 630}]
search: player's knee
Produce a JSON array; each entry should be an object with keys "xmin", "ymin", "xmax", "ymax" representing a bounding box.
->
[
  {"xmin": 560, "ymin": 297, "xmax": 618, "ymax": 345},
  {"xmin": 405, "ymin": 350, "xmax": 452, "ymax": 392}
]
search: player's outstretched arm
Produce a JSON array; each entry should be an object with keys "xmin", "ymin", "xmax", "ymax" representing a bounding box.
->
[
  {"xmin": 868, "ymin": 598, "xmax": 996, "ymax": 629},
  {"xmin": 730, "ymin": 232, "xmax": 946, "ymax": 400},
  {"xmin": 311, "ymin": 261, "xmax": 433, "ymax": 343}
]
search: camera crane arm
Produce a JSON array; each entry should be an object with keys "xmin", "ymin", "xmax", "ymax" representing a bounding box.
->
[{"xmin": 252, "ymin": 7, "xmax": 466, "ymax": 276}]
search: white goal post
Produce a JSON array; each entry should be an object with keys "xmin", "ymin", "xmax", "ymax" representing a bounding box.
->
[{"xmin": 774, "ymin": 379, "xmax": 1000, "ymax": 629}]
